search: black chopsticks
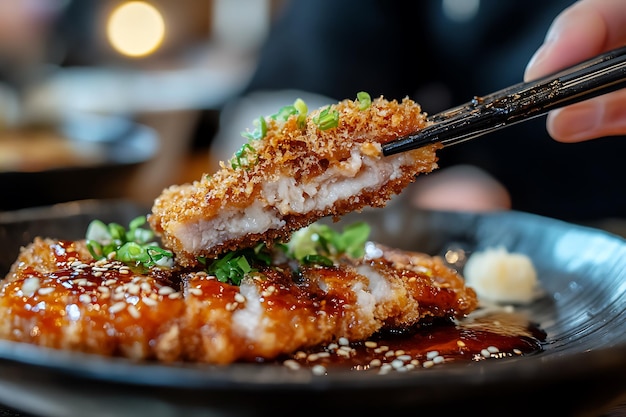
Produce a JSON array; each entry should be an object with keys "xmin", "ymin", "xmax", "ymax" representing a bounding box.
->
[{"xmin": 381, "ymin": 45, "xmax": 626, "ymax": 156}]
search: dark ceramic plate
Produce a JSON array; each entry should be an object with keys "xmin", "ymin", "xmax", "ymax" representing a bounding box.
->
[{"xmin": 0, "ymin": 200, "xmax": 625, "ymax": 417}]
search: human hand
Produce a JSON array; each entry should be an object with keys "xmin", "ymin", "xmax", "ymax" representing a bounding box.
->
[{"xmin": 524, "ymin": 0, "xmax": 626, "ymax": 142}]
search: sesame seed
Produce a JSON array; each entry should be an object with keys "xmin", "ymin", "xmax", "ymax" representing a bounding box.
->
[
  {"xmin": 423, "ymin": 360, "xmax": 434, "ymax": 368},
  {"xmin": 391, "ymin": 359, "xmax": 404, "ymax": 369},
  {"xmin": 426, "ymin": 350, "xmax": 439, "ymax": 360},
  {"xmin": 127, "ymin": 305, "xmax": 140, "ymax": 319},
  {"xmin": 369, "ymin": 359, "xmax": 382, "ymax": 367},
  {"xmin": 307, "ymin": 353, "xmax": 320, "ymax": 361},
  {"xmin": 487, "ymin": 346, "xmax": 500, "ymax": 354},
  {"xmin": 142, "ymin": 296, "xmax": 158, "ymax": 306},
  {"xmin": 364, "ymin": 341, "xmax": 377, "ymax": 348},
  {"xmin": 379, "ymin": 364, "xmax": 392, "ymax": 374},
  {"xmin": 168, "ymin": 292, "xmax": 181, "ymax": 299},
  {"xmin": 112, "ymin": 292, "xmax": 125, "ymax": 301},
  {"xmin": 481, "ymin": 349, "xmax": 491, "ymax": 358},
  {"xmin": 433, "ymin": 355, "xmax": 445, "ymax": 364},
  {"xmin": 104, "ymin": 279, "xmax": 117, "ymax": 286},
  {"xmin": 127, "ymin": 284, "xmax": 140, "ymax": 295},
  {"xmin": 188, "ymin": 288, "xmax": 202, "ymax": 296},
  {"xmin": 79, "ymin": 294, "xmax": 92, "ymax": 304},
  {"xmin": 335, "ymin": 349, "xmax": 351, "ymax": 358},
  {"xmin": 338, "ymin": 337, "xmax": 350, "ymax": 346},
  {"xmin": 234, "ymin": 293, "xmax": 246, "ymax": 303},
  {"xmin": 37, "ymin": 287, "xmax": 55, "ymax": 296},
  {"xmin": 396, "ymin": 354, "xmax": 412, "ymax": 362},
  {"xmin": 21, "ymin": 277, "xmax": 40, "ymax": 295},
  {"xmin": 158, "ymin": 286, "xmax": 175, "ymax": 295},
  {"xmin": 513, "ymin": 348, "xmax": 522, "ymax": 355},
  {"xmin": 283, "ymin": 359, "xmax": 300, "ymax": 370},
  {"xmin": 97, "ymin": 286, "xmax": 110, "ymax": 294},
  {"xmin": 311, "ymin": 364, "xmax": 327, "ymax": 376},
  {"xmin": 108, "ymin": 301, "xmax": 127, "ymax": 314}
]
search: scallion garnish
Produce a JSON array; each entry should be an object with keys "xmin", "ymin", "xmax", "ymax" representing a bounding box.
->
[
  {"xmin": 231, "ymin": 142, "xmax": 257, "ymax": 170},
  {"xmin": 287, "ymin": 222, "xmax": 371, "ymax": 265},
  {"xmin": 294, "ymin": 98, "xmax": 308, "ymax": 129},
  {"xmin": 301, "ymin": 254, "xmax": 334, "ymax": 267},
  {"xmin": 85, "ymin": 216, "xmax": 174, "ymax": 269},
  {"xmin": 241, "ymin": 116, "xmax": 267, "ymax": 141},
  {"xmin": 313, "ymin": 105, "xmax": 339, "ymax": 130},
  {"xmin": 200, "ymin": 243, "xmax": 272, "ymax": 285},
  {"xmin": 357, "ymin": 91, "xmax": 371, "ymax": 110},
  {"xmin": 271, "ymin": 105, "xmax": 298, "ymax": 122}
]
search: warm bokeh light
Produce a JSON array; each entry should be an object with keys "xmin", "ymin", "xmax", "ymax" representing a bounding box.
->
[{"xmin": 106, "ymin": 1, "xmax": 165, "ymax": 57}]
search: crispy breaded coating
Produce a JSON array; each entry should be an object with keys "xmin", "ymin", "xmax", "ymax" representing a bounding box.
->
[
  {"xmin": 149, "ymin": 96, "xmax": 441, "ymax": 266},
  {"xmin": 0, "ymin": 238, "xmax": 476, "ymax": 364}
]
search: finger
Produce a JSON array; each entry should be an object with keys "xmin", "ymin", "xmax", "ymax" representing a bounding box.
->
[
  {"xmin": 546, "ymin": 88, "xmax": 626, "ymax": 142},
  {"xmin": 525, "ymin": 0, "xmax": 626, "ymax": 81}
]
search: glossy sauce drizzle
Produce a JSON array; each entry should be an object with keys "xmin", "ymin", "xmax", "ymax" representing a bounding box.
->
[{"xmin": 278, "ymin": 309, "xmax": 546, "ymax": 374}]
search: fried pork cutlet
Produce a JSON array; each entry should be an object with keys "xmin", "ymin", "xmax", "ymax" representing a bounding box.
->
[
  {"xmin": 149, "ymin": 95, "xmax": 441, "ymax": 266},
  {"xmin": 0, "ymin": 236, "xmax": 477, "ymax": 364}
]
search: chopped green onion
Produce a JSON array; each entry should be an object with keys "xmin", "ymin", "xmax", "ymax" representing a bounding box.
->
[
  {"xmin": 294, "ymin": 98, "xmax": 308, "ymax": 129},
  {"xmin": 231, "ymin": 142, "xmax": 257, "ymax": 170},
  {"xmin": 116, "ymin": 242, "xmax": 150, "ymax": 264},
  {"xmin": 301, "ymin": 254, "xmax": 334, "ymax": 267},
  {"xmin": 202, "ymin": 243, "xmax": 272, "ymax": 286},
  {"xmin": 334, "ymin": 222, "xmax": 371, "ymax": 258},
  {"xmin": 85, "ymin": 216, "xmax": 173, "ymax": 269},
  {"xmin": 271, "ymin": 105, "xmax": 297, "ymax": 122},
  {"xmin": 287, "ymin": 222, "xmax": 371, "ymax": 264},
  {"xmin": 313, "ymin": 105, "xmax": 339, "ymax": 130},
  {"xmin": 207, "ymin": 252, "xmax": 253, "ymax": 285},
  {"xmin": 357, "ymin": 91, "xmax": 371, "ymax": 110},
  {"xmin": 241, "ymin": 116, "xmax": 268, "ymax": 141}
]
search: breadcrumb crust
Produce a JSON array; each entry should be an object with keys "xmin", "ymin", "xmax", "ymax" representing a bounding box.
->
[{"xmin": 149, "ymin": 96, "xmax": 441, "ymax": 266}]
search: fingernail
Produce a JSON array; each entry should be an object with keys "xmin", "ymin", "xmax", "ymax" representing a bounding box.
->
[
  {"xmin": 524, "ymin": 43, "xmax": 551, "ymax": 81},
  {"xmin": 524, "ymin": 12, "xmax": 565, "ymax": 81}
]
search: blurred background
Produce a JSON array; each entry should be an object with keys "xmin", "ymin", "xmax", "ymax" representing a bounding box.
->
[{"xmin": 0, "ymin": 0, "xmax": 279, "ymax": 210}]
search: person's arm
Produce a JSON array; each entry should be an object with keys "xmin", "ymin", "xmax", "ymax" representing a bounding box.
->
[{"xmin": 524, "ymin": 0, "xmax": 626, "ymax": 142}]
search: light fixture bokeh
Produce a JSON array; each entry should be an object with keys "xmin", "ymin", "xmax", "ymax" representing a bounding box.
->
[{"xmin": 106, "ymin": 1, "xmax": 165, "ymax": 58}]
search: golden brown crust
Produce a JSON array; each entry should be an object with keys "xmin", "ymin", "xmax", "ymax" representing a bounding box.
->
[
  {"xmin": 149, "ymin": 96, "xmax": 441, "ymax": 266},
  {"xmin": 0, "ymin": 238, "xmax": 476, "ymax": 364}
]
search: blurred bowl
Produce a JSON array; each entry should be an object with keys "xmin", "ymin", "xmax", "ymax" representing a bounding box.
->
[{"xmin": 0, "ymin": 113, "xmax": 158, "ymax": 211}]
